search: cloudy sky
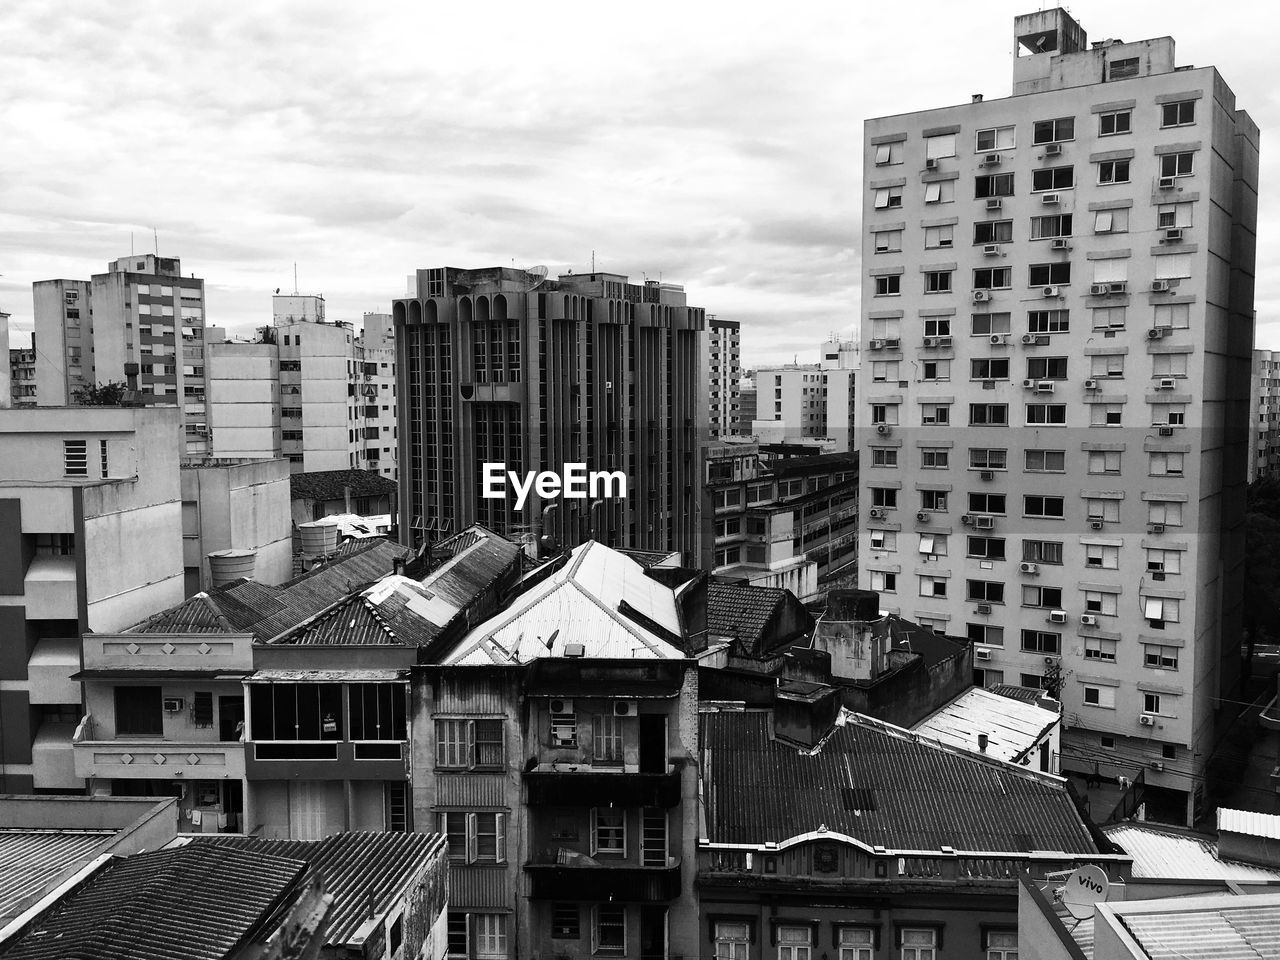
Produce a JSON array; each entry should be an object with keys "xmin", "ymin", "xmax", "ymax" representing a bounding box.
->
[{"xmin": 2, "ymin": 0, "xmax": 1277, "ymax": 368}]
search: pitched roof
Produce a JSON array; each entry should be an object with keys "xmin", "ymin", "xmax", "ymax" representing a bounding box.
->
[
  {"xmin": 125, "ymin": 592, "xmax": 238, "ymax": 635},
  {"xmin": 1102, "ymin": 822, "xmax": 1280, "ymax": 881},
  {"xmin": 289, "ymin": 469, "xmax": 397, "ymax": 502},
  {"xmin": 193, "ymin": 832, "xmax": 446, "ymax": 948},
  {"xmin": 0, "ymin": 845, "xmax": 308, "ymax": 960},
  {"xmin": 699, "ymin": 709, "xmax": 1099, "ymax": 855},
  {"xmin": 912, "ymin": 687, "xmax": 1059, "ymax": 764},
  {"xmin": 1217, "ymin": 807, "xmax": 1280, "ymax": 841},
  {"xmin": 1115, "ymin": 896, "xmax": 1280, "ymax": 960},
  {"xmin": 706, "ymin": 581, "xmax": 813, "ymax": 658},
  {"xmin": 0, "ymin": 830, "xmax": 116, "ymax": 925},
  {"xmin": 442, "ymin": 541, "xmax": 686, "ymax": 665}
]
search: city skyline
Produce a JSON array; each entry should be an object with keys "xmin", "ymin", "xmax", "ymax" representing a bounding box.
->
[{"xmin": 5, "ymin": 0, "xmax": 1280, "ymax": 369}]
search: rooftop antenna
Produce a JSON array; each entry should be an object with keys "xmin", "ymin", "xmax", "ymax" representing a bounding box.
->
[
  {"xmin": 591, "ymin": 250, "xmax": 595, "ymax": 272},
  {"xmin": 131, "ymin": 232, "xmax": 134, "ymax": 256},
  {"xmin": 153, "ymin": 227, "xmax": 158, "ymax": 256},
  {"xmin": 293, "ymin": 263, "xmax": 298, "ymax": 295}
]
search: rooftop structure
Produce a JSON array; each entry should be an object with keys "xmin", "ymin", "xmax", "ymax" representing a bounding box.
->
[
  {"xmin": 913, "ymin": 685, "xmax": 1061, "ymax": 770},
  {"xmin": 1101, "ymin": 820, "xmax": 1280, "ymax": 881}
]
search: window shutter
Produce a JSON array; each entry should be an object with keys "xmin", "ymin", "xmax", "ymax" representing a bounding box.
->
[
  {"xmin": 589, "ymin": 807, "xmax": 599, "ymax": 856},
  {"xmin": 496, "ymin": 813, "xmax": 507, "ymax": 863},
  {"xmin": 466, "ymin": 719, "xmax": 477, "ymax": 768},
  {"xmin": 466, "ymin": 812, "xmax": 479, "ymax": 864}
]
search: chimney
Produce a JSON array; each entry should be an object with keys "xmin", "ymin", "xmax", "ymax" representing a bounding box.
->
[
  {"xmin": 392, "ymin": 556, "xmax": 405, "ymax": 577},
  {"xmin": 977, "ymin": 733, "xmax": 989, "ymax": 752},
  {"xmin": 972, "ymin": 93, "xmax": 984, "ymax": 103}
]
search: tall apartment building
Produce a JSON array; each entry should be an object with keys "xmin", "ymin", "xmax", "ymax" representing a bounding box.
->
[
  {"xmin": 751, "ymin": 359, "xmax": 856, "ymax": 451},
  {"xmin": 394, "ymin": 267, "xmax": 706, "ymax": 558},
  {"xmin": 706, "ymin": 316, "xmax": 741, "ymax": 438},
  {"xmin": 33, "ymin": 256, "xmax": 212, "ymax": 457},
  {"xmin": 737, "ymin": 372, "xmax": 757, "ymax": 434},
  {"xmin": 858, "ymin": 8, "xmax": 1257, "ymax": 825},
  {"xmin": 1249, "ymin": 349, "xmax": 1280, "ymax": 482},
  {"xmin": 0, "ymin": 311, "xmax": 10, "ymax": 409},
  {"xmin": 9, "ymin": 329, "xmax": 37, "ymax": 407}
]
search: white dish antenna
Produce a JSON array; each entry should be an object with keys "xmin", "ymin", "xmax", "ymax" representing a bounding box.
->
[
  {"xmin": 524, "ymin": 265, "xmax": 548, "ymax": 290},
  {"xmin": 1062, "ymin": 864, "xmax": 1109, "ymax": 919}
]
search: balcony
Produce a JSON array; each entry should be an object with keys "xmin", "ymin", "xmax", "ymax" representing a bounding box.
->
[
  {"xmin": 23, "ymin": 555, "xmax": 78, "ymax": 620},
  {"xmin": 72, "ymin": 715, "xmax": 247, "ymax": 781},
  {"xmin": 32, "ymin": 721, "xmax": 80, "ymax": 789},
  {"xmin": 524, "ymin": 763, "xmax": 683, "ymax": 808},
  {"xmin": 244, "ymin": 739, "xmax": 407, "ymax": 781},
  {"xmin": 525, "ymin": 858, "xmax": 682, "ymax": 901},
  {"xmin": 27, "ymin": 637, "xmax": 81, "ymax": 704}
]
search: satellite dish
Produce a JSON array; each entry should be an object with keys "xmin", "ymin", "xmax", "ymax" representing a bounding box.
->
[
  {"xmin": 524, "ymin": 265, "xmax": 549, "ymax": 290},
  {"xmin": 1062, "ymin": 864, "xmax": 1109, "ymax": 919}
]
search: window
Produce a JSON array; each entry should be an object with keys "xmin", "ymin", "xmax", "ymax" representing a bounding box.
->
[
  {"xmin": 871, "ymin": 404, "xmax": 899, "ymax": 425},
  {"xmin": 1154, "ymin": 303, "xmax": 1191, "ymax": 329},
  {"xmin": 969, "ymin": 448, "xmax": 1007, "ymax": 470},
  {"xmin": 716, "ymin": 923, "xmax": 750, "ymax": 960},
  {"xmin": 924, "ymin": 271, "xmax": 952, "ymax": 293},
  {"xmin": 983, "ymin": 927, "xmax": 1016, "ymax": 958},
  {"xmin": 969, "ymin": 403, "xmax": 1008, "ymax": 426},
  {"xmin": 971, "ymin": 358, "xmax": 1009, "ymax": 380},
  {"xmin": 967, "ymin": 536, "xmax": 1006, "ymax": 560},
  {"xmin": 921, "ymin": 447, "xmax": 949, "ymax": 469},
  {"xmin": 1028, "ymin": 263, "xmax": 1071, "ymax": 287},
  {"xmin": 1024, "ymin": 449, "xmax": 1065, "ymax": 472},
  {"xmin": 924, "ymin": 225, "xmax": 954, "ymax": 249},
  {"xmin": 1022, "ymin": 585, "xmax": 1064, "ymax": 609},
  {"xmin": 968, "ymin": 492, "xmax": 1006, "ymax": 514},
  {"xmin": 777, "ymin": 925, "xmax": 812, "ymax": 960},
  {"xmin": 1089, "ymin": 451, "xmax": 1122, "ymax": 474},
  {"xmin": 1157, "ymin": 202, "xmax": 1194, "ymax": 229},
  {"xmin": 63, "ymin": 439, "xmax": 87, "ymax": 477},
  {"xmin": 1161, "ymin": 100, "xmax": 1196, "ymax": 127},
  {"xmin": 975, "ymin": 173, "xmax": 1015, "ymax": 198},
  {"xmin": 1083, "ymin": 685, "xmax": 1116, "ymax": 708},
  {"xmin": 554, "ymin": 905, "xmax": 582, "ymax": 941},
  {"xmin": 1085, "ymin": 543, "xmax": 1120, "ymax": 569},
  {"xmin": 921, "ymin": 403, "xmax": 950, "ymax": 425},
  {"xmin": 1085, "ymin": 637, "xmax": 1118, "ymax": 662},
  {"xmin": 1023, "ymin": 540, "xmax": 1063, "ymax": 564},
  {"xmin": 923, "ymin": 316, "xmax": 952, "ymax": 337},
  {"xmin": 875, "ymin": 229, "xmax": 903, "ymax": 253},
  {"xmin": 919, "ymin": 533, "xmax": 947, "ymax": 557},
  {"xmin": 976, "ymin": 126, "xmax": 1016, "ymax": 151},
  {"xmin": 1033, "ymin": 117, "xmax": 1075, "ymax": 144},
  {"xmin": 1090, "ymin": 354, "xmax": 1125, "ymax": 378},
  {"xmin": 1153, "ymin": 354, "xmax": 1188, "ymax": 378},
  {"xmin": 972, "ymin": 267, "xmax": 1012, "ymax": 290},
  {"xmin": 1098, "ymin": 110, "xmax": 1132, "ymax": 136},
  {"xmin": 871, "ymin": 488, "xmax": 898, "ymax": 509},
  {"xmin": 594, "ymin": 715, "xmax": 624, "ymax": 763},
  {"xmin": 875, "ymin": 275, "xmax": 901, "ymax": 296},
  {"xmin": 1160, "ymin": 152, "xmax": 1195, "ymax": 178},
  {"xmin": 920, "ymin": 490, "xmax": 948, "ymax": 511},
  {"xmin": 869, "ymin": 531, "xmax": 896, "ymax": 551},
  {"xmin": 871, "ymin": 360, "xmax": 900, "ymax": 382},
  {"xmin": 900, "ymin": 928, "xmax": 937, "ymax": 960},
  {"xmin": 971, "ymin": 312, "xmax": 1011, "ymax": 336},
  {"xmin": 1154, "ymin": 254, "xmax": 1192, "ymax": 280},
  {"xmin": 1032, "ymin": 166, "xmax": 1074, "ymax": 191},
  {"xmin": 1152, "ymin": 403, "xmax": 1187, "ymax": 427},
  {"xmin": 591, "ymin": 807, "xmax": 626, "ymax": 855},
  {"xmin": 922, "ymin": 359, "xmax": 950, "ymax": 381},
  {"xmin": 1092, "ymin": 306, "xmax": 1126, "ymax": 330},
  {"xmin": 874, "ymin": 187, "xmax": 903, "ymax": 209},
  {"xmin": 1094, "ymin": 207, "xmax": 1129, "ymax": 233},
  {"xmin": 1024, "ymin": 495, "xmax": 1065, "ymax": 518},
  {"xmin": 114, "ymin": 686, "xmax": 163, "ymax": 736},
  {"xmin": 1143, "ymin": 596, "xmax": 1180, "ymax": 625},
  {"xmin": 1144, "ymin": 693, "xmax": 1163, "ymax": 714},
  {"xmin": 1097, "ymin": 159, "xmax": 1130, "ymax": 184},
  {"xmin": 967, "ymin": 623, "xmax": 1004, "ymax": 645},
  {"xmin": 973, "ymin": 220, "xmax": 1013, "ymax": 244},
  {"xmin": 875, "ymin": 141, "xmax": 904, "ymax": 165},
  {"xmin": 919, "ymin": 575, "xmax": 947, "ymax": 598},
  {"xmin": 1090, "ymin": 404, "xmax": 1124, "ymax": 427},
  {"xmin": 476, "ymin": 915, "xmax": 508, "ymax": 960},
  {"xmin": 868, "ymin": 570, "xmax": 897, "ymax": 593},
  {"xmin": 1026, "ymin": 404, "xmax": 1066, "ymax": 425},
  {"xmin": 839, "ymin": 927, "xmax": 875, "ymax": 960},
  {"xmin": 1021, "ymin": 630, "xmax": 1061, "ymax": 654},
  {"xmin": 1144, "ymin": 644, "xmax": 1180, "ymax": 670},
  {"xmin": 437, "ymin": 812, "xmax": 507, "ymax": 863},
  {"xmin": 436, "ymin": 719, "xmax": 504, "ymax": 770},
  {"xmin": 923, "ymin": 180, "xmax": 954, "ymax": 204},
  {"xmin": 1030, "ymin": 214, "xmax": 1072, "ymax": 239},
  {"xmin": 1027, "ymin": 356, "xmax": 1067, "ymax": 379},
  {"xmin": 968, "ymin": 580, "xmax": 1004, "ymax": 603},
  {"xmin": 871, "ymin": 317, "xmax": 901, "ymax": 339},
  {"xmin": 1108, "ymin": 57, "xmax": 1139, "ymax": 80},
  {"xmin": 448, "ymin": 913, "xmax": 469, "ymax": 959},
  {"xmin": 1147, "ymin": 548, "xmax": 1182, "ymax": 574},
  {"xmin": 872, "ymin": 448, "xmax": 899, "ymax": 467},
  {"xmin": 925, "ymin": 133, "xmax": 957, "ymax": 159}
]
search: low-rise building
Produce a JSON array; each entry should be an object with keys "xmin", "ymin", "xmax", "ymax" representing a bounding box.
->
[
  {"xmin": 912, "ymin": 685, "xmax": 1061, "ymax": 773},
  {"xmin": 290, "ymin": 468, "xmax": 398, "ymax": 526}
]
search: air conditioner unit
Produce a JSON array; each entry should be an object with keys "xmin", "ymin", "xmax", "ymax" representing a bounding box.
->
[
  {"xmin": 1041, "ymin": 193, "xmax": 1061, "ymax": 205},
  {"xmin": 613, "ymin": 700, "xmax": 637, "ymax": 717},
  {"xmin": 1107, "ymin": 282, "xmax": 1128, "ymax": 294},
  {"xmin": 163, "ymin": 698, "xmax": 184, "ymax": 713},
  {"xmin": 976, "ymin": 602, "xmax": 993, "ymax": 614},
  {"xmin": 1152, "ymin": 280, "xmax": 1172, "ymax": 293},
  {"xmin": 1139, "ymin": 713, "xmax": 1157, "ymax": 726},
  {"xmin": 1150, "ymin": 761, "xmax": 1165, "ymax": 772},
  {"xmin": 923, "ymin": 336, "xmax": 938, "ymax": 348},
  {"xmin": 960, "ymin": 514, "xmax": 974, "ymax": 525},
  {"xmin": 876, "ymin": 423, "xmax": 892, "ymax": 436},
  {"xmin": 980, "ymin": 470, "xmax": 994, "ymax": 481},
  {"xmin": 986, "ymin": 198, "xmax": 1003, "ymax": 211},
  {"xmin": 983, "ymin": 244, "xmax": 1002, "ymax": 256},
  {"xmin": 1020, "ymin": 562, "xmax": 1039, "ymax": 575},
  {"xmin": 982, "ymin": 152, "xmax": 1002, "ymax": 166},
  {"xmin": 975, "ymin": 648, "xmax": 992, "ymax": 661},
  {"xmin": 884, "ymin": 338, "xmax": 901, "ymax": 348},
  {"xmin": 1022, "ymin": 377, "xmax": 1036, "ymax": 387},
  {"xmin": 1044, "ymin": 142, "xmax": 1062, "ymax": 156},
  {"xmin": 989, "ymin": 333, "xmax": 1007, "ymax": 345},
  {"xmin": 1152, "ymin": 571, "xmax": 1166, "ymax": 581},
  {"xmin": 550, "ymin": 699, "xmax": 575, "ymax": 715},
  {"xmin": 1042, "ymin": 286, "xmax": 1060, "ymax": 298},
  {"xmin": 913, "ymin": 512, "xmax": 929, "ymax": 524},
  {"xmin": 1048, "ymin": 610, "xmax": 1067, "ymax": 624},
  {"xmin": 1089, "ymin": 283, "xmax": 1109, "ymax": 296},
  {"xmin": 1157, "ymin": 378, "xmax": 1176, "ymax": 390},
  {"xmin": 1148, "ymin": 523, "xmax": 1166, "ymax": 534},
  {"xmin": 1084, "ymin": 378, "xmax": 1100, "ymax": 390},
  {"xmin": 1036, "ymin": 380, "xmax": 1055, "ymax": 393},
  {"xmin": 935, "ymin": 336, "xmax": 952, "ymax": 347},
  {"xmin": 1158, "ymin": 176, "xmax": 1176, "ymax": 190},
  {"xmin": 1147, "ymin": 328, "xmax": 1167, "ymax": 340},
  {"xmin": 973, "ymin": 290, "xmax": 992, "ymax": 302},
  {"xmin": 1050, "ymin": 238, "xmax": 1071, "ymax": 251},
  {"xmin": 1090, "ymin": 520, "xmax": 1104, "ymax": 530},
  {"xmin": 925, "ymin": 157, "xmax": 939, "ymax": 169},
  {"xmin": 974, "ymin": 515, "xmax": 995, "ymax": 530},
  {"xmin": 1080, "ymin": 614, "xmax": 1098, "ymax": 626},
  {"xmin": 1163, "ymin": 228, "xmax": 1184, "ymax": 242},
  {"xmin": 870, "ymin": 339, "xmax": 886, "ymax": 350},
  {"xmin": 1158, "ymin": 427, "xmax": 1175, "ymax": 437},
  {"xmin": 868, "ymin": 507, "xmax": 887, "ymax": 520}
]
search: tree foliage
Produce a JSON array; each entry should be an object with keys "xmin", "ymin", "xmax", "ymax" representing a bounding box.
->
[{"xmin": 72, "ymin": 381, "xmax": 131, "ymax": 406}]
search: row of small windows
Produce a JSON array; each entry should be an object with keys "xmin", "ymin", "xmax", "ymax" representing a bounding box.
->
[
  {"xmin": 869, "ymin": 446, "xmax": 1184, "ymax": 476},
  {"xmin": 868, "ymin": 304, "xmax": 1191, "ymax": 340},
  {"xmin": 869, "ymin": 353, "xmax": 1189, "ymax": 381},
  {"xmin": 869, "ymin": 401, "xmax": 1190, "ymax": 428},
  {"xmin": 872, "ymin": 101, "xmax": 1198, "ymax": 166},
  {"xmin": 870, "ymin": 487, "xmax": 1185, "ymax": 523},
  {"xmin": 869, "ymin": 530, "xmax": 1182, "ymax": 571},
  {"xmin": 872, "ymin": 256, "xmax": 1192, "ymax": 296}
]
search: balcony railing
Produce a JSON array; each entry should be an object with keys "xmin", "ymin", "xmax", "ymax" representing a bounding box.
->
[
  {"xmin": 525, "ymin": 859, "xmax": 681, "ymax": 901},
  {"xmin": 244, "ymin": 739, "xmax": 407, "ymax": 781},
  {"xmin": 524, "ymin": 764, "xmax": 682, "ymax": 808},
  {"xmin": 73, "ymin": 716, "xmax": 247, "ymax": 780}
]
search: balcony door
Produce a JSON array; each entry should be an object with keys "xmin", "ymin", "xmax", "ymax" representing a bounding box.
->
[
  {"xmin": 219, "ymin": 696, "xmax": 244, "ymax": 742},
  {"xmin": 638, "ymin": 714, "xmax": 666, "ymax": 774},
  {"xmin": 639, "ymin": 906, "xmax": 668, "ymax": 960}
]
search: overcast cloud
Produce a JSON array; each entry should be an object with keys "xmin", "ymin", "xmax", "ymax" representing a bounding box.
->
[{"xmin": 2, "ymin": 0, "xmax": 1278, "ymax": 368}]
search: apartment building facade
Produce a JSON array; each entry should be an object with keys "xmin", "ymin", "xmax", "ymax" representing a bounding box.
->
[
  {"xmin": 9, "ymin": 329, "xmax": 37, "ymax": 407},
  {"xmin": 706, "ymin": 316, "xmax": 741, "ymax": 439},
  {"xmin": 1249, "ymin": 349, "xmax": 1280, "ymax": 482},
  {"xmin": 33, "ymin": 256, "xmax": 213, "ymax": 457},
  {"xmin": 394, "ymin": 267, "xmax": 706, "ymax": 559},
  {"xmin": 857, "ymin": 9, "xmax": 1257, "ymax": 824}
]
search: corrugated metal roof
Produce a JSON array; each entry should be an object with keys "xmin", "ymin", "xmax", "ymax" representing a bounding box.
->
[
  {"xmin": 1121, "ymin": 902, "xmax": 1280, "ymax": 960},
  {"xmin": 126, "ymin": 592, "xmax": 237, "ymax": 635},
  {"xmin": 1217, "ymin": 807, "xmax": 1280, "ymax": 841},
  {"xmin": 699, "ymin": 709, "xmax": 1099, "ymax": 854},
  {"xmin": 912, "ymin": 687, "xmax": 1058, "ymax": 764},
  {"xmin": 195, "ymin": 832, "xmax": 446, "ymax": 947},
  {"xmin": 443, "ymin": 541, "xmax": 686, "ymax": 665},
  {"xmin": 0, "ymin": 845, "xmax": 308, "ymax": 960},
  {"xmin": 1102, "ymin": 822, "xmax": 1280, "ymax": 880},
  {"xmin": 0, "ymin": 830, "xmax": 115, "ymax": 923}
]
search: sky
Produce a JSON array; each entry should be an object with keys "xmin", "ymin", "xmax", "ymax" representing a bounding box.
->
[{"xmin": 2, "ymin": 1, "xmax": 1278, "ymax": 369}]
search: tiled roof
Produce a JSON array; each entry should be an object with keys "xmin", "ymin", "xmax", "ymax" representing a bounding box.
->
[
  {"xmin": 442, "ymin": 541, "xmax": 686, "ymax": 665},
  {"xmin": 706, "ymin": 581, "xmax": 813, "ymax": 658},
  {"xmin": 0, "ymin": 845, "xmax": 308, "ymax": 960},
  {"xmin": 289, "ymin": 469, "xmax": 397, "ymax": 502},
  {"xmin": 0, "ymin": 830, "xmax": 115, "ymax": 925},
  {"xmin": 1217, "ymin": 807, "xmax": 1280, "ymax": 841},
  {"xmin": 912, "ymin": 687, "xmax": 1059, "ymax": 764},
  {"xmin": 194, "ymin": 832, "xmax": 446, "ymax": 948},
  {"xmin": 1102, "ymin": 822, "xmax": 1280, "ymax": 880},
  {"xmin": 990, "ymin": 683, "xmax": 1051, "ymax": 704},
  {"xmin": 699, "ymin": 709, "xmax": 1099, "ymax": 854}
]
